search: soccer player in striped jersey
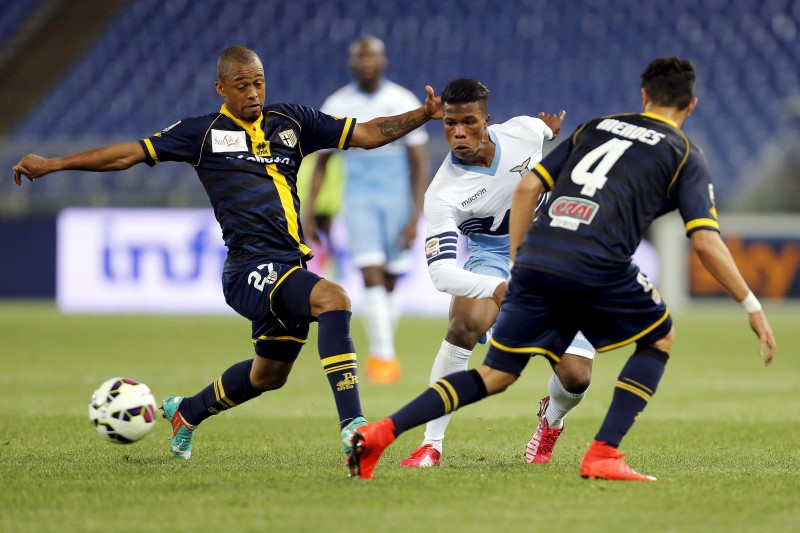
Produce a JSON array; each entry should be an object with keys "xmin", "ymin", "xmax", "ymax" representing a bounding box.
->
[
  {"xmin": 399, "ymin": 78, "xmax": 595, "ymax": 468},
  {"xmin": 347, "ymin": 57, "xmax": 776, "ymax": 481},
  {"xmin": 12, "ymin": 45, "xmax": 442, "ymax": 462}
]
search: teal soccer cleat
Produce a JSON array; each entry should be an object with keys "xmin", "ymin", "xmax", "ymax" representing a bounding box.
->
[
  {"xmin": 341, "ymin": 416, "xmax": 368, "ymax": 454},
  {"xmin": 160, "ymin": 395, "xmax": 195, "ymax": 460}
]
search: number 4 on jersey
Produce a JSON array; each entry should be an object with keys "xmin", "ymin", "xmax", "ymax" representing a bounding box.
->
[{"xmin": 570, "ymin": 138, "xmax": 633, "ymax": 196}]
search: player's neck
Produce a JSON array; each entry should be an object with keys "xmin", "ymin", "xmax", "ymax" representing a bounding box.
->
[
  {"xmin": 358, "ymin": 78, "xmax": 381, "ymax": 94},
  {"xmin": 459, "ymin": 137, "xmax": 495, "ymax": 167},
  {"xmin": 642, "ymin": 104, "xmax": 688, "ymax": 129}
]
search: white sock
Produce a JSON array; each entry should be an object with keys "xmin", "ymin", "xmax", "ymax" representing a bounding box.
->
[
  {"xmin": 388, "ymin": 289, "xmax": 402, "ymax": 334},
  {"xmin": 362, "ymin": 286, "xmax": 395, "ymax": 360},
  {"xmin": 545, "ymin": 373, "xmax": 586, "ymax": 429},
  {"xmin": 422, "ymin": 340, "xmax": 472, "ymax": 453}
]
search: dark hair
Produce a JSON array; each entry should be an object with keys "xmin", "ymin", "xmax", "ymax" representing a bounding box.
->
[
  {"xmin": 441, "ymin": 78, "xmax": 490, "ymax": 112},
  {"xmin": 641, "ymin": 57, "xmax": 695, "ymax": 109},
  {"xmin": 217, "ymin": 45, "xmax": 262, "ymax": 82}
]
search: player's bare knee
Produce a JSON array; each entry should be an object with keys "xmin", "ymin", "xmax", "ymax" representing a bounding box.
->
[
  {"xmin": 446, "ymin": 315, "xmax": 483, "ymax": 348},
  {"xmin": 361, "ymin": 266, "xmax": 385, "ymax": 287},
  {"xmin": 310, "ymin": 280, "xmax": 351, "ymax": 315},
  {"xmin": 652, "ymin": 326, "xmax": 676, "ymax": 353},
  {"xmin": 554, "ymin": 354, "xmax": 592, "ymax": 393},
  {"xmin": 559, "ymin": 371, "xmax": 591, "ymax": 394}
]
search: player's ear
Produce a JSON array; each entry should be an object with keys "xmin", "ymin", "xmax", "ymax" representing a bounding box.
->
[
  {"xmin": 215, "ymin": 80, "xmax": 225, "ymax": 98},
  {"xmin": 685, "ymin": 96, "xmax": 698, "ymax": 116},
  {"xmin": 641, "ymin": 87, "xmax": 649, "ymax": 110}
]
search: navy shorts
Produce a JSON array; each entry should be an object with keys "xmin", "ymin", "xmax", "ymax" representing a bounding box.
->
[
  {"xmin": 484, "ymin": 266, "xmax": 672, "ymax": 375},
  {"xmin": 222, "ymin": 258, "xmax": 323, "ymax": 363}
]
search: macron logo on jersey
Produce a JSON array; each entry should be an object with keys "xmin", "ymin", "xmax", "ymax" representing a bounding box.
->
[
  {"xmin": 461, "ymin": 188, "xmax": 488, "ymax": 207},
  {"xmin": 211, "ymin": 130, "xmax": 248, "ymax": 153}
]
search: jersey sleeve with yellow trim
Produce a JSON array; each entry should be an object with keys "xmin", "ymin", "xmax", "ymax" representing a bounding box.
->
[
  {"xmin": 530, "ymin": 132, "xmax": 575, "ymax": 191},
  {"xmin": 267, "ymin": 103, "xmax": 356, "ymax": 155},
  {"xmin": 672, "ymin": 145, "xmax": 720, "ymax": 236},
  {"xmin": 139, "ymin": 114, "xmax": 214, "ymax": 167}
]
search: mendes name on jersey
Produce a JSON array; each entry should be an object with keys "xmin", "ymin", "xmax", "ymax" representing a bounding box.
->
[
  {"xmin": 424, "ymin": 116, "xmax": 552, "ymax": 281},
  {"xmin": 521, "ymin": 111, "xmax": 719, "ymax": 280},
  {"xmin": 139, "ymin": 103, "xmax": 355, "ymax": 265}
]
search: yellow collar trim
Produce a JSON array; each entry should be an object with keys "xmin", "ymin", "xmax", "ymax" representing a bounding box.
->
[
  {"xmin": 219, "ymin": 104, "xmax": 264, "ymax": 131},
  {"xmin": 641, "ymin": 112, "xmax": 678, "ymax": 129}
]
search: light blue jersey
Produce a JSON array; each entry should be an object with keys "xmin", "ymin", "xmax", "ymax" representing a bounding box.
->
[{"xmin": 321, "ymin": 80, "xmax": 428, "ymax": 271}]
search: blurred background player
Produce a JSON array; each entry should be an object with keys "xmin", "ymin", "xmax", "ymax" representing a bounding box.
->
[
  {"xmin": 12, "ymin": 45, "xmax": 443, "ymax": 462},
  {"xmin": 400, "ymin": 78, "xmax": 595, "ymax": 468},
  {"xmin": 305, "ymin": 35, "xmax": 431, "ymax": 384},
  {"xmin": 346, "ymin": 57, "xmax": 776, "ymax": 481}
]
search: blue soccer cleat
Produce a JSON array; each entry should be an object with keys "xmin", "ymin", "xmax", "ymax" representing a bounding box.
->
[
  {"xmin": 160, "ymin": 395, "xmax": 195, "ymax": 460},
  {"xmin": 341, "ymin": 416, "xmax": 368, "ymax": 454}
]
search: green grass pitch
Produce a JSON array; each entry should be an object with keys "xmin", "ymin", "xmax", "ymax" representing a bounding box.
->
[{"xmin": 1, "ymin": 302, "xmax": 798, "ymax": 532}]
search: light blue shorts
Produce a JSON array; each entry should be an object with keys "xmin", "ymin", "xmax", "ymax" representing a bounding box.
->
[
  {"xmin": 465, "ymin": 250, "xmax": 595, "ymax": 360},
  {"xmin": 344, "ymin": 193, "xmax": 412, "ymax": 274}
]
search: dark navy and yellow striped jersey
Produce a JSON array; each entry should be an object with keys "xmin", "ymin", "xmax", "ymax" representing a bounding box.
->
[
  {"xmin": 139, "ymin": 103, "xmax": 355, "ymax": 265},
  {"xmin": 520, "ymin": 111, "xmax": 719, "ymax": 280}
]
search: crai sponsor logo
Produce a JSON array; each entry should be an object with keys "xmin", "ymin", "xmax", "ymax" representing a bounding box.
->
[{"xmin": 548, "ymin": 196, "xmax": 599, "ymax": 230}]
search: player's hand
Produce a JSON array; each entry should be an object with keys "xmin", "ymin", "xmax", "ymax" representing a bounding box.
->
[
  {"xmin": 748, "ymin": 310, "xmax": 776, "ymax": 367},
  {"xmin": 399, "ymin": 218, "xmax": 418, "ymax": 250},
  {"xmin": 492, "ymin": 281, "xmax": 508, "ymax": 308},
  {"xmin": 12, "ymin": 154, "xmax": 49, "ymax": 186},
  {"xmin": 302, "ymin": 213, "xmax": 321, "ymax": 246},
  {"xmin": 538, "ymin": 110, "xmax": 566, "ymax": 139},
  {"xmin": 423, "ymin": 85, "xmax": 442, "ymax": 120}
]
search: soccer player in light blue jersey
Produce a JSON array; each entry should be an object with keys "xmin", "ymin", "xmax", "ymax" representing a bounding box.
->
[{"xmin": 305, "ymin": 36, "xmax": 430, "ymax": 384}]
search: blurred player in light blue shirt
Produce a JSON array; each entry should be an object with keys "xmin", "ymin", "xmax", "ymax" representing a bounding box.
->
[{"xmin": 305, "ymin": 36, "xmax": 430, "ymax": 384}]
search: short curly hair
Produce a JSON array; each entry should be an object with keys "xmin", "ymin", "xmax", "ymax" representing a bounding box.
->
[
  {"xmin": 441, "ymin": 78, "xmax": 490, "ymax": 113},
  {"xmin": 641, "ymin": 57, "xmax": 695, "ymax": 109}
]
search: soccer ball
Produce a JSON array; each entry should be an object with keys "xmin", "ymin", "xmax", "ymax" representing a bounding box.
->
[{"xmin": 88, "ymin": 377, "xmax": 157, "ymax": 444}]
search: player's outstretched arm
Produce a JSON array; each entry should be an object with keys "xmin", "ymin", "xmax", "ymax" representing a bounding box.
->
[
  {"xmin": 13, "ymin": 142, "xmax": 146, "ymax": 186},
  {"xmin": 349, "ymin": 86, "xmax": 442, "ymax": 150},
  {"xmin": 509, "ymin": 170, "xmax": 545, "ymax": 263},
  {"xmin": 690, "ymin": 229, "xmax": 776, "ymax": 366}
]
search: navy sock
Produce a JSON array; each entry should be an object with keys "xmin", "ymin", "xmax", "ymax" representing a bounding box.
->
[
  {"xmin": 390, "ymin": 369, "xmax": 488, "ymax": 437},
  {"xmin": 318, "ymin": 310, "xmax": 363, "ymax": 428},
  {"xmin": 179, "ymin": 359, "xmax": 261, "ymax": 426},
  {"xmin": 595, "ymin": 346, "xmax": 669, "ymax": 447}
]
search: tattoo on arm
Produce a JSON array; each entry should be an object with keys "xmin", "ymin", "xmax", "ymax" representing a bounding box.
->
[{"xmin": 377, "ymin": 112, "xmax": 423, "ymax": 138}]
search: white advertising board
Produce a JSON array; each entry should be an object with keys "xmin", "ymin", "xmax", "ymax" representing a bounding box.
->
[
  {"xmin": 57, "ymin": 207, "xmax": 661, "ymax": 315},
  {"xmin": 56, "ymin": 208, "xmax": 453, "ymax": 315}
]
